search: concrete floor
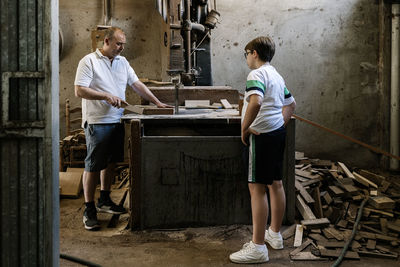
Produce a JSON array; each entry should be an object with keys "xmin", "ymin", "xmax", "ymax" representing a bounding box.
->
[{"xmin": 60, "ymin": 187, "xmax": 400, "ymax": 267}]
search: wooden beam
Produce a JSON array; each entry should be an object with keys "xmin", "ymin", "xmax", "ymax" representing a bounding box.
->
[
  {"xmin": 295, "ymin": 180, "xmax": 315, "ymax": 204},
  {"xmin": 301, "ymin": 218, "xmax": 330, "ymax": 229},
  {"xmin": 337, "ymin": 162, "xmax": 355, "ymax": 178},
  {"xmin": 294, "ymin": 224, "xmax": 304, "ymax": 247},
  {"xmin": 352, "ymin": 172, "xmax": 378, "ymax": 188},
  {"xmin": 296, "ymin": 195, "xmax": 317, "ymax": 220}
]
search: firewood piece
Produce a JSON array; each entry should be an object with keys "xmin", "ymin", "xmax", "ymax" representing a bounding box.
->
[
  {"xmin": 300, "ymin": 164, "xmax": 312, "ymax": 171},
  {"xmin": 387, "ymin": 222, "xmax": 400, "ymax": 233},
  {"xmin": 364, "ymin": 207, "xmax": 394, "ymax": 217},
  {"xmin": 295, "ymin": 180, "xmax": 315, "ymax": 204},
  {"xmin": 336, "ymin": 219, "xmax": 348, "ymax": 229},
  {"xmin": 357, "ymin": 231, "xmax": 400, "ymax": 242},
  {"xmin": 220, "ymin": 99, "xmax": 233, "ymax": 109},
  {"xmin": 357, "ymin": 250, "xmax": 398, "ymax": 259},
  {"xmin": 369, "ymin": 196, "xmax": 395, "ymax": 210},
  {"xmin": 282, "ymin": 224, "xmax": 297, "ymax": 240},
  {"xmin": 317, "ymin": 241, "xmax": 345, "ymax": 248},
  {"xmin": 319, "ymin": 249, "xmax": 360, "ymax": 260},
  {"xmin": 311, "ymin": 159, "xmax": 333, "ymax": 168},
  {"xmin": 312, "ymin": 187, "xmax": 323, "ymax": 218},
  {"xmin": 301, "ymin": 178, "xmax": 321, "ymax": 188},
  {"xmin": 380, "ymin": 218, "xmax": 388, "ymax": 234},
  {"xmin": 359, "ymin": 169, "xmax": 386, "ymax": 186},
  {"xmin": 337, "ymin": 162, "xmax": 355, "ymax": 178},
  {"xmin": 295, "ymin": 175, "xmax": 309, "ymax": 183},
  {"xmin": 296, "ymin": 195, "xmax": 317, "ymax": 220},
  {"xmin": 320, "ymin": 191, "xmax": 332, "ymax": 205},
  {"xmin": 290, "ymin": 252, "xmax": 328, "ymax": 261},
  {"xmin": 351, "ymin": 240, "xmax": 362, "ymax": 250},
  {"xmin": 294, "ymin": 224, "xmax": 304, "ymax": 247},
  {"xmin": 323, "ymin": 227, "xmax": 344, "ymax": 241},
  {"xmin": 301, "ymin": 218, "xmax": 330, "ymax": 229},
  {"xmin": 328, "ymin": 185, "xmax": 345, "ymax": 197},
  {"xmin": 309, "ymin": 233, "xmax": 329, "ymax": 243},
  {"xmin": 366, "ymin": 239, "xmax": 376, "ymax": 250},
  {"xmin": 290, "ymin": 238, "xmax": 313, "ymax": 256},
  {"xmin": 352, "ymin": 172, "xmax": 378, "ymax": 188},
  {"xmin": 376, "ymin": 245, "xmax": 392, "ymax": 253},
  {"xmin": 339, "ymin": 184, "xmax": 359, "ymax": 195},
  {"xmin": 380, "ymin": 180, "xmax": 391, "ymax": 193},
  {"xmin": 295, "ymin": 169, "xmax": 321, "ymax": 179}
]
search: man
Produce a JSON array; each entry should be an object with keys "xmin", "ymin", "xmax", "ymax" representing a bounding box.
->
[{"xmin": 74, "ymin": 27, "xmax": 171, "ymax": 230}]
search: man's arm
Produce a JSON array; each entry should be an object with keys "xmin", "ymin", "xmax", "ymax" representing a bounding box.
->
[
  {"xmin": 75, "ymin": 85, "xmax": 127, "ymax": 108},
  {"xmin": 282, "ymin": 100, "xmax": 296, "ymax": 125},
  {"xmin": 130, "ymin": 81, "xmax": 172, "ymax": 108},
  {"xmin": 241, "ymin": 94, "xmax": 262, "ymax": 145}
]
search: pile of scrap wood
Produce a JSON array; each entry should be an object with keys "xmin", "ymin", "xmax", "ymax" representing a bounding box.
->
[
  {"xmin": 59, "ymin": 130, "xmax": 86, "ymax": 171},
  {"xmin": 287, "ymin": 151, "xmax": 400, "ymax": 261}
]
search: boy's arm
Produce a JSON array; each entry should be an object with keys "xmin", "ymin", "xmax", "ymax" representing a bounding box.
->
[
  {"xmin": 282, "ymin": 100, "xmax": 296, "ymax": 125},
  {"xmin": 241, "ymin": 94, "xmax": 262, "ymax": 145}
]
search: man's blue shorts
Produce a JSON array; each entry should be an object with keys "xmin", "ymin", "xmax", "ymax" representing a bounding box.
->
[{"xmin": 84, "ymin": 122, "xmax": 124, "ymax": 172}]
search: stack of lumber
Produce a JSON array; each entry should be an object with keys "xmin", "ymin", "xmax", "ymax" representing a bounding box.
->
[
  {"xmin": 288, "ymin": 151, "xmax": 400, "ymax": 261},
  {"xmin": 59, "ymin": 130, "xmax": 86, "ymax": 171}
]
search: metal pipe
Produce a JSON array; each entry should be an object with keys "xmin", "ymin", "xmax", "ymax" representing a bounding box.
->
[
  {"xmin": 185, "ymin": 0, "xmax": 191, "ymax": 72},
  {"xmin": 103, "ymin": 0, "xmax": 111, "ymax": 25},
  {"xmin": 391, "ymin": 4, "xmax": 400, "ymax": 170}
]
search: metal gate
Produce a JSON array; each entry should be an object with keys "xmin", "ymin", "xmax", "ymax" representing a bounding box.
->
[{"xmin": 0, "ymin": 0, "xmax": 59, "ymax": 266}]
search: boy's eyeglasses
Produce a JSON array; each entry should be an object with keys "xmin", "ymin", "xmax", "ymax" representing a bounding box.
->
[{"xmin": 244, "ymin": 51, "xmax": 252, "ymax": 59}]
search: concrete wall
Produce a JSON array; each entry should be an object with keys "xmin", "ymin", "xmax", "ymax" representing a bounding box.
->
[
  {"xmin": 59, "ymin": 0, "xmax": 388, "ymax": 168},
  {"xmin": 211, "ymin": 0, "xmax": 388, "ymax": 167}
]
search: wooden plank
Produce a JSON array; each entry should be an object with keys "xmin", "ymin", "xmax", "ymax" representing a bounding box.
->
[
  {"xmin": 369, "ymin": 196, "xmax": 395, "ymax": 210},
  {"xmin": 318, "ymin": 241, "xmax": 345, "ymax": 248},
  {"xmin": 220, "ymin": 99, "xmax": 233, "ymax": 109},
  {"xmin": 290, "ymin": 252, "xmax": 328, "ymax": 261},
  {"xmin": 312, "ymin": 187, "xmax": 323, "ymax": 218},
  {"xmin": 380, "ymin": 218, "xmax": 388, "ymax": 234},
  {"xmin": 337, "ymin": 162, "xmax": 355, "ymax": 178},
  {"xmin": 323, "ymin": 227, "xmax": 344, "ymax": 241},
  {"xmin": 295, "ymin": 180, "xmax": 315, "ymax": 204},
  {"xmin": 336, "ymin": 219, "xmax": 348, "ymax": 229},
  {"xmin": 282, "ymin": 224, "xmax": 296, "ymax": 240},
  {"xmin": 352, "ymin": 172, "xmax": 378, "ymax": 188},
  {"xmin": 328, "ymin": 185, "xmax": 345, "ymax": 197},
  {"xmin": 59, "ymin": 171, "xmax": 83, "ymax": 198},
  {"xmin": 320, "ymin": 191, "xmax": 332, "ymax": 205},
  {"xmin": 366, "ymin": 239, "xmax": 376, "ymax": 250},
  {"xmin": 339, "ymin": 184, "xmax": 359, "ymax": 195},
  {"xmin": 301, "ymin": 218, "xmax": 330, "ymax": 229},
  {"xmin": 359, "ymin": 169, "xmax": 386, "ymax": 186},
  {"xmin": 296, "ymin": 195, "xmax": 316, "ymax": 220},
  {"xmin": 184, "ymin": 100, "xmax": 210, "ymax": 107},
  {"xmin": 319, "ymin": 249, "xmax": 360, "ymax": 260},
  {"xmin": 301, "ymin": 178, "xmax": 321, "ymax": 187},
  {"xmin": 124, "ymin": 104, "xmax": 174, "ymax": 115},
  {"xmin": 387, "ymin": 222, "xmax": 400, "ymax": 233},
  {"xmin": 380, "ymin": 180, "xmax": 391, "ymax": 193},
  {"xmin": 295, "ymin": 169, "xmax": 320, "ymax": 179},
  {"xmin": 290, "ymin": 238, "xmax": 313, "ymax": 256},
  {"xmin": 309, "ymin": 233, "xmax": 329, "ymax": 243},
  {"xmin": 364, "ymin": 207, "xmax": 394, "ymax": 217},
  {"xmin": 358, "ymin": 250, "xmax": 398, "ymax": 259},
  {"xmin": 294, "ymin": 224, "xmax": 304, "ymax": 247}
]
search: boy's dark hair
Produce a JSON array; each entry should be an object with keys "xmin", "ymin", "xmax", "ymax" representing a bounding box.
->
[{"xmin": 245, "ymin": 36, "xmax": 275, "ymax": 62}]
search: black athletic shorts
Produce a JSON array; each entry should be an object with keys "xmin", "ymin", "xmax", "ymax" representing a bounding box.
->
[{"xmin": 246, "ymin": 125, "xmax": 286, "ymax": 185}]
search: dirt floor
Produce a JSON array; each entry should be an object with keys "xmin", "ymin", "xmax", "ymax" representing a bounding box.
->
[{"xmin": 60, "ymin": 184, "xmax": 400, "ymax": 267}]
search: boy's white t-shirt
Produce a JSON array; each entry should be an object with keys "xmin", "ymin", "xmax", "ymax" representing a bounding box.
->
[
  {"xmin": 74, "ymin": 49, "xmax": 139, "ymax": 127},
  {"xmin": 241, "ymin": 63, "xmax": 295, "ymax": 133}
]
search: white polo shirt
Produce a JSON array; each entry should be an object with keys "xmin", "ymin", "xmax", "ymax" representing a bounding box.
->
[
  {"xmin": 242, "ymin": 63, "xmax": 295, "ymax": 133},
  {"xmin": 74, "ymin": 49, "xmax": 139, "ymax": 126}
]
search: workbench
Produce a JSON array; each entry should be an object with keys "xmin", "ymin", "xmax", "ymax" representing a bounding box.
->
[{"xmin": 121, "ymin": 108, "xmax": 295, "ymax": 229}]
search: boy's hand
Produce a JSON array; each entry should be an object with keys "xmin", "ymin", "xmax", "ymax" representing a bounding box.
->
[{"xmin": 241, "ymin": 128, "xmax": 260, "ymax": 146}]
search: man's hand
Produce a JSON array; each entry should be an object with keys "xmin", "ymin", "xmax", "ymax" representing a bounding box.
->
[
  {"xmin": 104, "ymin": 93, "xmax": 128, "ymax": 108},
  {"xmin": 241, "ymin": 127, "xmax": 260, "ymax": 146},
  {"xmin": 156, "ymin": 102, "xmax": 174, "ymax": 108}
]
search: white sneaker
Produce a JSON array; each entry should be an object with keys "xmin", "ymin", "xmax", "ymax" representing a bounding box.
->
[
  {"xmin": 229, "ymin": 241, "xmax": 269, "ymax": 264},
  {"xmin": 264, "ymin": 228, "xmax": 284, "ymax": 249}
]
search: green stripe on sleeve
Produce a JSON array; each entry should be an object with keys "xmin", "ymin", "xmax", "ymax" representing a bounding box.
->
[
  {"xmin": 284, "ymin": 87, "xmax": 290, "ymax": 95},
  {"xmin": 246, "ymin": 80, "xmax": 266, "ymax": 92}
]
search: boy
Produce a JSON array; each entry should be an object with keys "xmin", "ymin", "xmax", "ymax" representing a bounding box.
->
[{"xmin": 229, "ymin": 36, "xmax": 296, "ymax": 264}]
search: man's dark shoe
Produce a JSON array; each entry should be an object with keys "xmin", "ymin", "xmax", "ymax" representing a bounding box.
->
[
  {"xmin": 96, "ymin": 198, "xmax": 126, "ymax": 214},
  {"xmin": 83, "ymin": 207, "xmax": 100, "ymax": 230}
]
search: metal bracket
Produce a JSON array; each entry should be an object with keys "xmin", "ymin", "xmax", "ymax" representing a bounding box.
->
[{"xmin": 2, "ymin": 71, "xmax": 45, "ymax": 128}]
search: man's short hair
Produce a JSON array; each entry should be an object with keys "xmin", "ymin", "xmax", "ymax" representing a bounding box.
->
[
  {"xmin": 104, "ymin": 27, "xmax": 124, "ymax": 41},
  {"xmin": 245, "ymin": 36, "xmax": 275, "ymax": 62}
]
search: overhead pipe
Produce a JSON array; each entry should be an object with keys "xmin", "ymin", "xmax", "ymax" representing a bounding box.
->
[
  {"xmin": 391, "ymin": 3, "xmax": 400, "ymax": 169},
  {"xmin": 103, "ymin": 0, "xmax": 111, "ymax": 26},
  {"xmin": 185, "ymin": 0, "xmax": 191, "ymax": 73}
]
